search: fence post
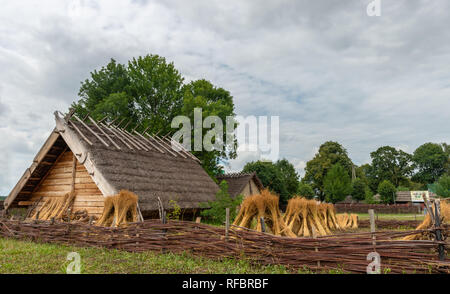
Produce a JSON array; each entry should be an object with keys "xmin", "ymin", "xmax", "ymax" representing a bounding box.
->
[
  {"xmin": 434, "ymin": 200, "xmax": 445, "ymax": 261},
  {"xmin": 260, "ymin": 217, "xmax": 266, "ymax": 233},
  {"xmin": 369, "ymin": 209, "xmax": 376, "ymax": 251},
  {"xmin": 225, "ymin": 208, "xmax": 230, "ymax": 241},
  {"xmin": 311, "ymin": 226, "xmax": 320, "ymax": 268}
]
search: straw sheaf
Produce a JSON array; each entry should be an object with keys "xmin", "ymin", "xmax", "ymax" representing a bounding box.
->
[{"xmin": 69, "ymin": 121, "xmax": 219, "ymax": 211}]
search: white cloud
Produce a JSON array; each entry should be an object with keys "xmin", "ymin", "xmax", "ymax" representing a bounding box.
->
[{"xmin": 1, "ymin": 0, "xmax": 449, "ymax": 194}]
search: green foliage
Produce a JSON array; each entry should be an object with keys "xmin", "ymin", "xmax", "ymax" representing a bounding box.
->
[
  {"xmin": 323, "ymin": 163, "xmax": 352, "ymax": 203},
  {"xmin": 351, "ymin": 178, "xmax": 366, "ymax": 201},
  {"xmin": 200, "ymin": 181, "xmax": 242, "ymax": 225},
  {"xmin": 435, "ymin": 175, "xmax": 450, "ymax": 198},
  {"xmin": 377, "ymin": 180, "xmax": 397, "ymax": 204},
  {"xmin": 412, "ymin": 143, "xmax": 448, "ymax": 185},
  {"xmin": 364, "ymin": 188, "xmax": 376, "ymax": 204},
  {"xmin": 181, "ymin": 79, "xmax": 237, "ymax": 176},
  {"xmin": 242, "ymin": 159, "xmax": 299, "ymax": 203},
  {"xmin": 297, "ymin": 182, "xmax": 315, "ymax": 199},
  {"xmin": 367, "ymin": 146, "xmax": 413, "ymax": 190},
  {"xmin": 396, "ymin": 186, "xmax": 410, "ymax": 192},
  {"xmin": 72, "ymin": 55, "xmax": 236, "ymax": 177},
  {"xmin": 167, "ymin": 200, "xmax": 181, "ymax": 220},
  {"xmin": 303, "ymin": 141, "xmax": 353, "ymax": 201}
]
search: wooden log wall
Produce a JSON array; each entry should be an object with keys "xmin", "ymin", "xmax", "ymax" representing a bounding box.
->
[{"xmin": 30, "ymin": 150, "xmax": 104, "ymax": 217}]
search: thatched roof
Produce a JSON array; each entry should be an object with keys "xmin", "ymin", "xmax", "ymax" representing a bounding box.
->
[
  {"xmin": 216, "ymin": 172, "xmax": 264, "ymax": 198},
  {"xmin": 4, "ymin": 112, "xmax": 219, "ymax": 211}
]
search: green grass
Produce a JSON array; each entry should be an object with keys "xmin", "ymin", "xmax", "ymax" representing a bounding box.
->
[
  {"xmin": 0, "ymin": 237, "xmax": 303, "ymax": 274},
  {"xmin": 356, "ymin": 213, "xmax": 425, "ymax": 221}
]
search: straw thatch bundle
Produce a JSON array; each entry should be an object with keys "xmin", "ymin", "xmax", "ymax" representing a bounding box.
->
[
  {"xmin": 284, "ymin": 198, "xmax": 341, "ymax": 237},
  {"xmin": 96, "ymin": 190, "xmax": 138, "ymax": 227},
  {"xmin": 30, "ymin": 191, "xmax": 76, "ymax": 221},
  {"xmin": 336, "ymin": 213, "xmax": 359, "ymax": 230},
  {"xmin": 232, "ymin": 189, "xmax": 296, "ymax": 237},
  {"xmin": 403, "ymin": 200, "xmax": 450, "ymax": 240}
]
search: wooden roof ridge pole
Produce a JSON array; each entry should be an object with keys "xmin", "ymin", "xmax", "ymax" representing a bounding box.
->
[
  {"xmin": 119, "ymin": 127, "xmax": 150, "ymax": 151},
  {"xmin": 147, "ymin": 134, "xmax": 187, "ymax": 158},
  {"xmin": 133, "ymin": 130, "xmax": 166, "ymax": 154},
  {"xmin": 88, "ymin": 116, "xmax": 121, "ymax": 150},
  {"xmin": 111, "ymin": 126, "xmax": 144, "ymax": 151},
  {"xmin": 68, "ymin": 120, "xmax": 93, "ymax": 146},
  {"xmin": 72, "ymin": 115, "xmax": 110, "ymax": 148},
  {"xmin": 100, "ymin": 123, "xmax": 134, "ymax": 150}
]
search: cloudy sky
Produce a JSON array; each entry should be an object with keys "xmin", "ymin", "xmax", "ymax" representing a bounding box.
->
[{"xmin": 1, "ymin": 0, "xmax": 449, "ymax": 195}]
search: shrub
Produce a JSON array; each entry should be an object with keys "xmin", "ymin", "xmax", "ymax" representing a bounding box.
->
[
  {"xmin": 377, "ymin": 180, "xmax": 396, "ymax": 204},
  {"xmin": 200, "ymin": 180, "xmax": 243, "ymax": 225},
  {"xmin": 351, "ymin": 178, "xmax": 366, "ymax": 201},
  {"xmin": 323, "ymin": 163, "xmax": 352, "ymax": 203},
  {"xmin": 435, "ymin": 175, "xmax": 450, "ymax": 198}
]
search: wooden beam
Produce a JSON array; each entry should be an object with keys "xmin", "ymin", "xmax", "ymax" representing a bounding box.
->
[
  {"xmin": 68, "ymin": 120, "xmax": 93, "ymax": 145},
  {"xmin": 71, "ymin": 154, "xmax": 77, "ymax": 193},
  {"xmin": 109, "ymin": 125, "xmax": 142, "ymax": 150},
  {"xmin": 118, "ymin": 128, "xmax": 149, "ymax": 151},
  {"xmin": 100, "ymin": 123, "xmax": 133, "ymax": 150},
  {"xmin": 134, "ymin": 130, "xmax": 166, "ymax": 154},
  {"xmin": 18, "ymin": 201, "xmax": 34, "ymax": 206},
  {"xmin": 73, "ymin": 115, "xmax": 110, "ymax": 147},
  {"xmin": 88, "ymin": 116, "xmax": 121, "ymax": 150}
]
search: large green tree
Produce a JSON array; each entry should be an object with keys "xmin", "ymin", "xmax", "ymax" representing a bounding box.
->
[
  {"xmin": 303, "ymin": 141, "xmax": 353, "ymax": 200},
  {"xmin": 323, "ymin": 163, "xmax": 352, "ymax": 203},
  {"xmin": 435, "ymin": 175, "xmax": 450, "ymax": 198},
  {"xmin": 72, "ymin": 55, "xmax": 236, "ymax": 176},
  {"xmin": 412, "ymin": 143, "xmax": 448, "ymax": 185},
  {"xmin": 242, "ymin": 159, "xmax": 299, "ymax": 203},
  {"xmin": 297, "ymin": 182, "xmax": 315, "ymax": 199},
  {"xmin": 366, "ymin": 146, "xmax": 413, "ymax": 190},
  {"xmin": 351, "ymin": 178, "xmax": 367, "ymax": 202}
]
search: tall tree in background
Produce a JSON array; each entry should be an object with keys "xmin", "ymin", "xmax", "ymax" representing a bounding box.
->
[
  {"xmin": 412, "ymin": 143, "xmax": 448, "ymax": 185},
  {"xmin": 367, "ymin": 146, "xmax": 413, "ymax": 190},
  {"xmin": 435, "ymin": 175, "xmax": 450, "ymax": 198},
  {"xmin": 302, "ymin": 141, "xmax": 353, "ymax": 200},
  {"xmin": 72, "ymin": 55, "xmax": 236, "ymax": 176},
  {"xmin": 181, "ymin": 79, "xmax": 237, "ymax": 176},
  {"xmin": 297, "ymin": 182, "xmax": 315, "ymax": 199},
  {"xmin": 323, "ymin": 163, "xmax": 352, "ymax": 203},
  {"xmin": 242, "ymin": 159, "xmax": 299, "ymax": 203},
  {"xmin": 351, "ymin": 178, "xmax": 367, "ymax": 202}
]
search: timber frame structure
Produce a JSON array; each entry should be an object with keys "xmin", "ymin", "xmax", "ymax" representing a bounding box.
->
[{"xmin": 4, "ymin": 111, "xmax": 219, "ymax": 218}]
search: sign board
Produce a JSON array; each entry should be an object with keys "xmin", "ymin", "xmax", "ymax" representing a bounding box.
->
[{"xmin": 410, "ymin": 191, "xmax": 429, "ymax": 202}]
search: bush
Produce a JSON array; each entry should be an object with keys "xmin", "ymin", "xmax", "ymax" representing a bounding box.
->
[
  {"xmin": 435, "ymin": 175, "xmax": 450, "ymax": 198},
  {"xmin": 297, "ymin": 182, "xmax": 315, "ymax": 199},
  {"xmin": 200, "ymin": 180, "xmax": 243, "ymax": 225},
  {"xmin": 167, "ymin": 200, "xmax": 181, "ymax": 220},
  {"xmin": 364, "ymin": 188, "xmax": 376, "ymax": 204},
  {"xmin": 377, "ymin": 180, "xmax": 396, "ymax": 204}
]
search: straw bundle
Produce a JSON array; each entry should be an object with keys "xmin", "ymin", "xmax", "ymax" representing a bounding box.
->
[
  {"xmin": 233, "ymin": 189, "xmax": 296, "ymax": 237},
  {"xmin": 284, "ymin": 198, "xmax": 341, "ymax": 237},
  {"xmin": 336, "ymin": 213, "xmax": 359, "ymax": 230},
  {"xmin": 96, "ymin": 190, "xmax": 138, "ymax": 227},
  {"xmin": 30, "ymin": 191, "xmax": 76, "ymax": 221},
  {"xmin": 403, "ymin": 200, "xmax": 450, "ymax": 240}
]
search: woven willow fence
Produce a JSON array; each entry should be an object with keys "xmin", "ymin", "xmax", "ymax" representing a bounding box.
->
[{"xmin": 0, "ymin": 218, "xmax": 448, "ymax": 273}]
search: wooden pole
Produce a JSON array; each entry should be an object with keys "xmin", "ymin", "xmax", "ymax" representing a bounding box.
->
[
  {"xmin": 311, "ymin": 226, "xmax": 320, "ymax": 268},
  {"xmin": 369, "ymin": 209, "xmax": 376, "ymax": 251},
  {"xmin": 71, "ymin": 154, "xmax": 77, "ymax": 193},
  {"xmin": 225, "ymin": 208, "xmax": 230, "ymax": 241},
  {"xmin": 260, "ymin": 217, "xmax": 266, "ymax": 233},
  {"xmin": 434, "ymin": 200, "xmax": 445, "ymax": 261}
]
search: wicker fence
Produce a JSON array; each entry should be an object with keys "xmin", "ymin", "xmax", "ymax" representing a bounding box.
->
[
  {"xmin": 0, "ymin": 218, "xmax": 448, "ymax": 274},
  {"xmin": 335, "ymin": 203, "xmax": 421, "ymax": 214}
]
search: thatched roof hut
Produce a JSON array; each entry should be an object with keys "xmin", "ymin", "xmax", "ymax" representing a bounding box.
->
[
  {"xmin": 216, "ymin": 172, "xmax": 264, "ymax": 199},
  {"xmin": 4, "ymin": 111, "xmax": 219, "ymax": 218}
]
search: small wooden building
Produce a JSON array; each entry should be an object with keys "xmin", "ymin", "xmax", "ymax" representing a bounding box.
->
[
  {"xmin": 4, "ymin": 112, "xmax": 219, "ymax": 218},
  {"xmin": 216, "ymin": 172, "xmax": 264, "ymax": 199}
]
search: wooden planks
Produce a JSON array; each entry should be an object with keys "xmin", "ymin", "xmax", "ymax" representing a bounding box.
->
[{"xmin": 30, "ymin": 149, "xmax": 105, "ymax": 216}]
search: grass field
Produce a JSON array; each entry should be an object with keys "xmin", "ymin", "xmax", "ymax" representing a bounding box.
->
[{"xmin": 0, "ymin": 237, "xmax": 346, "ymax": 274}]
